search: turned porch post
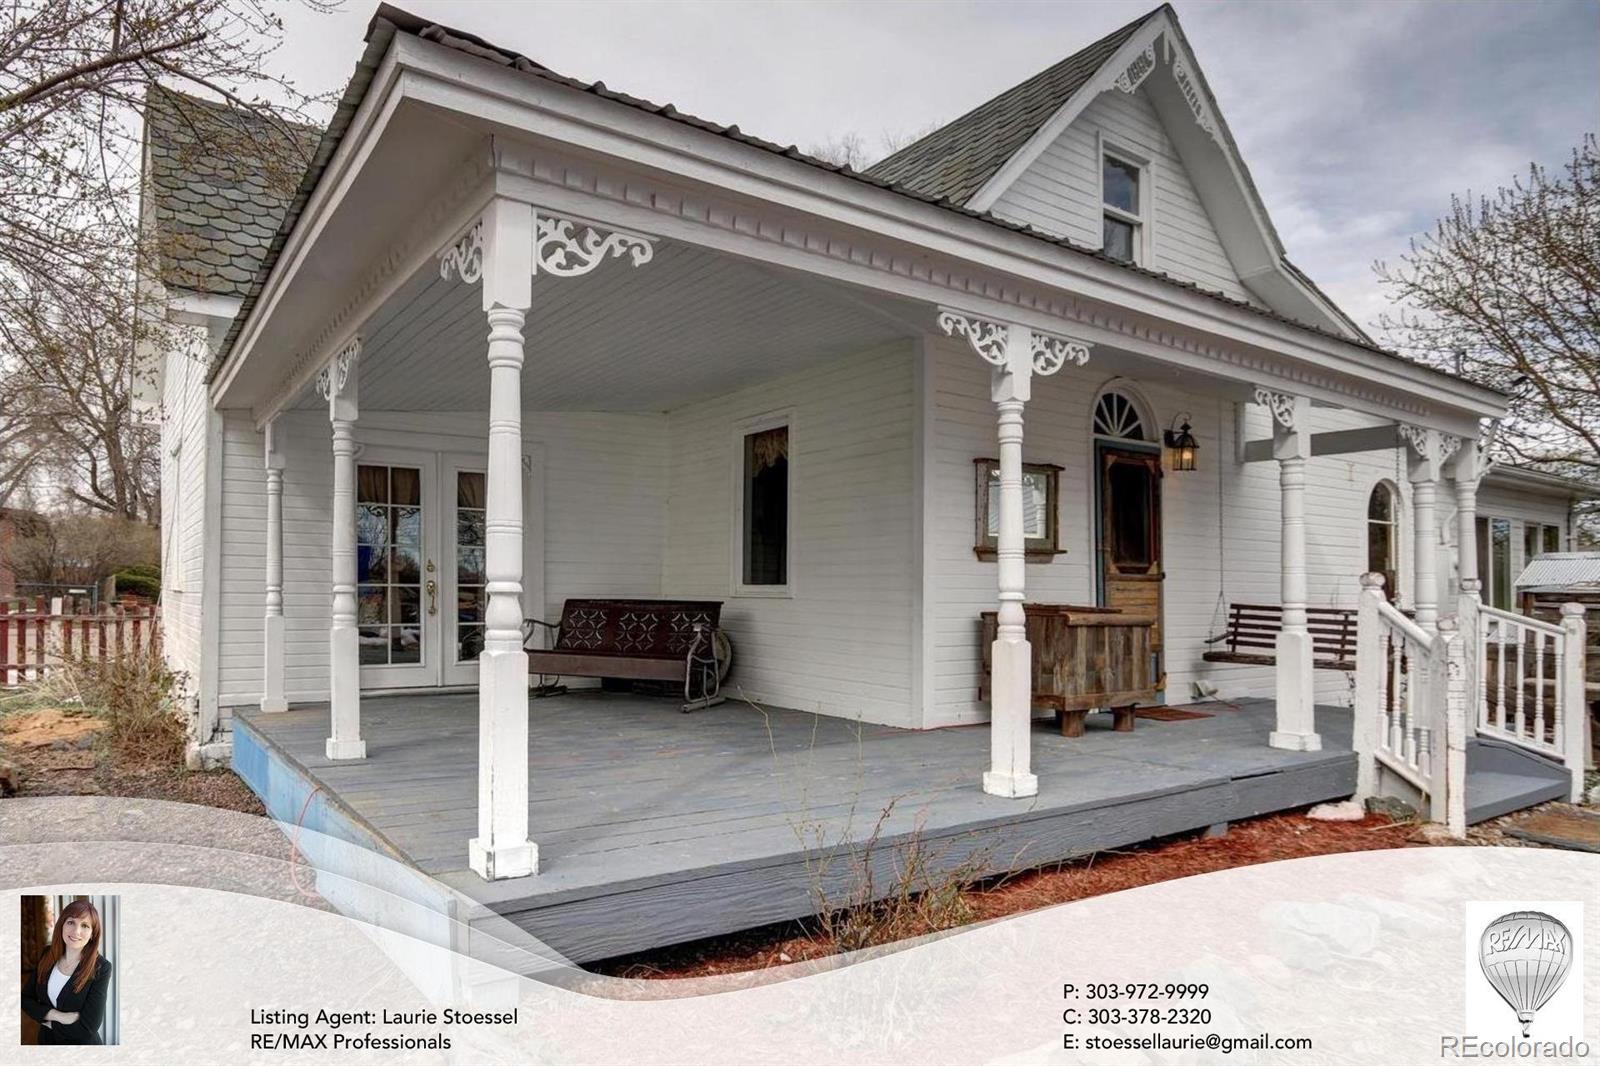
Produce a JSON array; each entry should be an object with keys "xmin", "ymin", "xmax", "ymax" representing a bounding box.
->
[
  {"xmin": 1451, "ymin": 439, "xmax": 1483, "ymax": 601},
  {"xmin": 464, "ymin": 198, "xmax": 538, "ymax": 880},
  {"xmin": 1255, "ymin": 387, "xmax": 1319, "ymax": 752},
  {"xmin": 938, "ymin": 309, "xmax": 1090, "ymax": 797},
  {"xmin": 438, "ymin": 185, "xmax": 658, "ymax": 880},
  {"xmin": 1402, "ymin": 426, "xmax": 1458, "ymax": 635},
  {"xmin": 321, "ymin": 340, "xmax": 365, "ymax": 760},
  {"xmin": 261, "ymin": 419, "xmax": 288, "ymax": 713}
]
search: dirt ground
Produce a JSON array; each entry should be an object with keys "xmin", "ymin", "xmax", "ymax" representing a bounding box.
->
[{"xmin": 0, "ymin": 707, "xmax": 266, "ymax": 814}]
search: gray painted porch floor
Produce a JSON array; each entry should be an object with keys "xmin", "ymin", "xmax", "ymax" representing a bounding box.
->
[{"xmin": 238, "ymin": 693, "xmax": 1356, "ymax": 960}]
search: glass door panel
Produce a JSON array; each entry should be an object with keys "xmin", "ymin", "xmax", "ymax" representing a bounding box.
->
[{"xmin": 355, "ymin": 455, "xmax": 437, "ymax": 688}]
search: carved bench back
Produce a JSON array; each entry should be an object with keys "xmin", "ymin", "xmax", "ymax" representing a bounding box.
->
[{"xmin": 553, "ymin": 599, "xmax": 722, "ymax": 659}]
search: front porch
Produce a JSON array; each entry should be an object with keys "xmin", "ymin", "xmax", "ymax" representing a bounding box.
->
[{"xmin": 233, "ymin": 691, "xmax": 1355, "ymax": 962}]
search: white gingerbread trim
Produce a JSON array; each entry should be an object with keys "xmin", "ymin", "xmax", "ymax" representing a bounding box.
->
[
  {"xmin": 1029, "ymin": 330, "xmax": 1092, "ymax": 376},
  {"xmin": 936, "ymin": 307, "xmax": 1010, "ymax": 368},
  {"xmin": 315, "ymin": 337, "xmax": 360, "ymax": 400},
  {"xmin": 1253, "ymin": 386, "xmax": 1298, "ymax": 430},
  {"xmin": 534, "ymin": 214, "xmax": 655, "ymax": 277},
  {"xmin": 438, "ymin": 220, "xmax": 483, "ymax": 283},
  {"xmin": 1113, "ymin": 44, "xmax": 1158, "ymax": 94}
]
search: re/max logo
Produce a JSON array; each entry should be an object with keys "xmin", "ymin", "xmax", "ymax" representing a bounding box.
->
[{"xmin": 252, "ymin": 1033, "xmax": 329, "ymax": 1049}]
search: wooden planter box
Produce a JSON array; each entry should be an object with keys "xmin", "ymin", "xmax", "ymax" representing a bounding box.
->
[{"xmin": 980, "ymin": 603, "xmax": 1159, "ymax": 736}]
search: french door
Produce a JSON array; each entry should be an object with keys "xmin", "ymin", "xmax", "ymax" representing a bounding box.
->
[
  {"xmin": 355, "ymin": 445, "xmax": 541, "ymax": 691},
  {"xmin": 356, "ymin": 450, "xmax": 440, "ymax": 689}
]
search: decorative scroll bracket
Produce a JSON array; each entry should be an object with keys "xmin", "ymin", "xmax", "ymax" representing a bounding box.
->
[
  {"xmin": 937, "ymin": 307, "xmax": 1092, "ymax": 403},
  {"xmin": 438, "ymin": 210, "xmax": 656, "ymax": 285},
  {"xmin": 1253, "ymin": 386, "xmax": 1298, "ymax": 430},
  {"xmin": 316, "ymin": 337, "xmax": 359, "ymax": 402}
]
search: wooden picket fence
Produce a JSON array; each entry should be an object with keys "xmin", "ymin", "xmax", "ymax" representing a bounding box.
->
[{"xmin": 0, "ymin": 597, "xmax": 161, "ymax": 687}]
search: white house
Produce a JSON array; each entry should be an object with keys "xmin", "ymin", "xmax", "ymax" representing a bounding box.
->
[{"xmin": 143, "ymin": 1, "xmax": 1589, "ymax": 923}]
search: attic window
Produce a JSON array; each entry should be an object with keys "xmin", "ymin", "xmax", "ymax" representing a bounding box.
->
[{"xmin": 1102, "ymin": 151, "xmax": 1144, "ymax": 265}]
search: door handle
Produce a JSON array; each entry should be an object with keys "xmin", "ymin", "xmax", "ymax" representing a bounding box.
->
[{"xmin": 425, "ymin": 578, "xmax": 437, "ymax": 615}]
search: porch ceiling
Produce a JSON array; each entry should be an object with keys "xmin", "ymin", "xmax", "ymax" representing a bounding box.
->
[{"xmin": 288, "ymin": 239, "xmax": 910, "ymax": 413}]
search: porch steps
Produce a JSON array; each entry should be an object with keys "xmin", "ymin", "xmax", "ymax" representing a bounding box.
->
[{"xmin": 1465, "ymin": 736, "xmax": 1571, "ymax": 824}]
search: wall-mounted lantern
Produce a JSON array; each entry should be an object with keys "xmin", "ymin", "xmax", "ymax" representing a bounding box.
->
[{"xmin": 1164, "ymin": 413, "xmax": 1199, "ymax": 472}]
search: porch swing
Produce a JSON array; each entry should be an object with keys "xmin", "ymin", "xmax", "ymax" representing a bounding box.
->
[{"xmin": 1200, "ymin": 596, "xmax": 1360, "ymax": 671}]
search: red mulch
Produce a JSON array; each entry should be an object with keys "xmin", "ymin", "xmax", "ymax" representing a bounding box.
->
[{"xmin": 588, "ymin": 810, "xmax": 1416, "ymax": 980}]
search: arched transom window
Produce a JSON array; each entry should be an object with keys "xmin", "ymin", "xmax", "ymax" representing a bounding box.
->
[{"xmin": 1093, "ymin": 390, "xmax": 1147, "ymax": 441}]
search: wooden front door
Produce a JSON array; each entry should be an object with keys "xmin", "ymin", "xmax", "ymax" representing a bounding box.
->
[{"xmin": 1098, "ymin": 447, "xmax": 1164, "ymax": 688}]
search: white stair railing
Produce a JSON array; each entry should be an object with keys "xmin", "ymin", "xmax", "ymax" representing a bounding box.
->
[
  {"xmin": 1354, "ymin": 573, "xmax": 1453, "ymax": 826},
  {"xmin": 1475, "ymin": 600, "xmax": 1588, "ymax": 801}
]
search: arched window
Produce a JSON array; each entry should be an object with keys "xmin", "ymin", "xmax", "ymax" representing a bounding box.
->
[
  {"xmin": 1093, "ymin": 389, "xmax": 1148, "ymax": 441},
  {"xmin": 1367, "ymin": 482, "xmax": 1398, "ymax": 598}
]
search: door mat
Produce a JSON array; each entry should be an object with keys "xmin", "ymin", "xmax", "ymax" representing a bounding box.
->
[
  {"xmin": 1135, "ymin": 707, "xmax": 1214, "ymax": 722},
  {"xmin": 1503, "ymin": 808, "xmax": 1600, "ymax": 853}
]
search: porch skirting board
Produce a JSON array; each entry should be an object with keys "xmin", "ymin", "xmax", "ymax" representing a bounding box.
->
[{"xmin": 234, "ymin": 694, "xmax": 1355, "ymax": 966}]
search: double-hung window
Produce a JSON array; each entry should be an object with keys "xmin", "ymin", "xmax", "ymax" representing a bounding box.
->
[
  {"xmin": 1101, "ymin": 148, "xmax": 1146, "ymax": 265},
  {"xmin": 735, "ymin": 415, "xmax": 791, "ymax": 594}
]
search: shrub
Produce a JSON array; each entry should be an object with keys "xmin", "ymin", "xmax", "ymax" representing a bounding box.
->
[
  {"xmin": 113, "ymin": 565, "xmax": 161, "ymax": 600},
  {"xmin": 5, "ymin": 647, "xmax": 187, "ymax": 768}
]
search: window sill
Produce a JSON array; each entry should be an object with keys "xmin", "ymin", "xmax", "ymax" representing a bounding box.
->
[
  {"xmin": 972, "ymin": 547, "xmax": 1067, "ymax": 562},
  {"xmin": 732, "ymin": 585, "xmax": 794, "ymax": 599}
]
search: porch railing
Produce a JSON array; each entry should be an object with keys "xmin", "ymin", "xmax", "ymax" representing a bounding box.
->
[
  {"xmin": 1475, "ymin": 599, "xmax": 1588, "ymax": 801},
  {"xmin": 1354, "ymin": 574, "xmax": 1458, "ymax": 828}
]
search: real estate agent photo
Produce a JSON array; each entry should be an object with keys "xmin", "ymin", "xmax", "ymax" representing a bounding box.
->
[{"xmin": 18, "ymin": 896, "xmax": 119, "ymax": 1045}]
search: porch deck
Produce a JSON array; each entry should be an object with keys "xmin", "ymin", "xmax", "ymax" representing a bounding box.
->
[{"xmin": 234, "ymin": 693, "xmax": 1355, "ymax": 963}]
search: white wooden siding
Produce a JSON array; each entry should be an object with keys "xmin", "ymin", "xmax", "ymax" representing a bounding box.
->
[
  {"xmin": 990, "ymin": 86, "xmax": 1260, "ymax": 306},
  {"xmin": 663, "ymin": 342, "xmax": 918, "ymax": 726},
  {"xmin": 157, "ymin": 321, "xmax": 218, "ymax": 718},
  {"xmin": 215, "ymin": 409, "xmax": 668, "ymax": 707}
]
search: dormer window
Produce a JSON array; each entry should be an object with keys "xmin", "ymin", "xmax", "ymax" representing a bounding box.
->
[{"xmin": 1101, "ymin": 149, "xmax": 1145, "ymax": 265}]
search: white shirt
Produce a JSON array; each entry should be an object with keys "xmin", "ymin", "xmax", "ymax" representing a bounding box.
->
[{"xmin": 47, "ymin": 965, "xmax": 70, "ymax": 1007}]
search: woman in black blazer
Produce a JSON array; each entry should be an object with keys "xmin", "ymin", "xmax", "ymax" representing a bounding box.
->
[{"xmin": 20, "ymin": 899, "xmax": 112, "ymax": 1045}]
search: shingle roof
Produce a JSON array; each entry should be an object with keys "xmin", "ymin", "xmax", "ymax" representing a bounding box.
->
[
  {"xmin": 865, "ymin": 9, "xmax": 1161, "ymax": 204},
  {"xmin": 142, "ymin": 85, "xmax": 322, "ymax": 298}
]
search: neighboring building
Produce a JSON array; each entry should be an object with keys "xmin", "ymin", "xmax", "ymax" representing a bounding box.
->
[{"xmin": 137, "ymin": 3, "xmax": 1589, "ymax": 949}]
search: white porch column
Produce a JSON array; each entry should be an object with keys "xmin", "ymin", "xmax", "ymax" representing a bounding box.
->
[
  {"xmin": 1451, "ymin": 439, "xmax": 1483, "ymax": 600},
  {"xmin": 938, "ymin": 309, "xmax": 1090, "ymax": 797},
  {"xmin": 1255, "ymin": 387, "xmax": 1319, "ymax": 752},
  {"xmin": 1401, "ymin": 426, "xmax": 1458, "ymax": 635},
  {"xmin": 439, "ymin": 191, "xmax": 658, "ymax": 880},
  {"xmin": 321, "ymin": 340, "xmax": 365, "ymax": 760},
  {"xmin": 260, "ymin": 419, "xmax": 288, "ymax": 713}
]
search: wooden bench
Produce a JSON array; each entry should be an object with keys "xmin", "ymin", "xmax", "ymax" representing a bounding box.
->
[
  {"xmin": 1201, "ymin": 603, "xmax": 1359, "ymax": 671},
  {"xmin": 524, "ymin": 599, "xmax": 729, "ymax": 711}
]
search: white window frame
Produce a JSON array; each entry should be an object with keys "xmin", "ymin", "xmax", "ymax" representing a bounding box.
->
[
  {"xmin": 730, "ymin": 409, "xmax": 795, "ymax": 598},
  {"xmin": 1097, "ymin": 132, "xmax": 1152, "ymax": 267}
]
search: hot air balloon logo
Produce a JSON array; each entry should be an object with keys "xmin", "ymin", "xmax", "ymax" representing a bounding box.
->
[{"xmin": 1478, "ymin": 911, "xmax": 1574, "ymax": 1036}]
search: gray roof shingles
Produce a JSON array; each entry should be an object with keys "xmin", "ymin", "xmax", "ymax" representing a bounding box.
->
[
  {"xmin": 866, "ymin": 11, "xmax": 1158, "ymax": 204},
  {"xmin": 143, "ymin": 85, "xmax": 321, "ymax": 298}
]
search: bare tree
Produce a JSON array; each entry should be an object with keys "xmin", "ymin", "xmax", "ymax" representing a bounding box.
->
[
  {"xmin": 7, "ymin": 510, "xmax": 159, "ymax": 587},
  {"xmin": 1376, "ymin": 136, "xmax": 1600, "ymax": 505},
  {"xmin": 0, "ymin": 0, "xmax": 334, "ymax": 522},
  {"xmin": 0, "ymin": 248, "xmax": 162, "ymax": 520},
  {"xmin": 1, "ymin": 0, "xmax": 332, "ymax": 304}
]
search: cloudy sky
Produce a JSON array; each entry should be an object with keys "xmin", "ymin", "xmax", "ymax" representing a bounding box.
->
[{"xmin": 274, "ymin": 0, "xmax": 1600, "ymax": 332}]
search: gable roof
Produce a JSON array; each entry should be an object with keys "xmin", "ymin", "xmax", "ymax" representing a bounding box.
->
[
  {"xmin": 141, "ymin": 85, "xmax": 322, "ymax": 298},
  {"xmin": 866, "ymin": 9, "xmax": 1161, "ymax": 204}
]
